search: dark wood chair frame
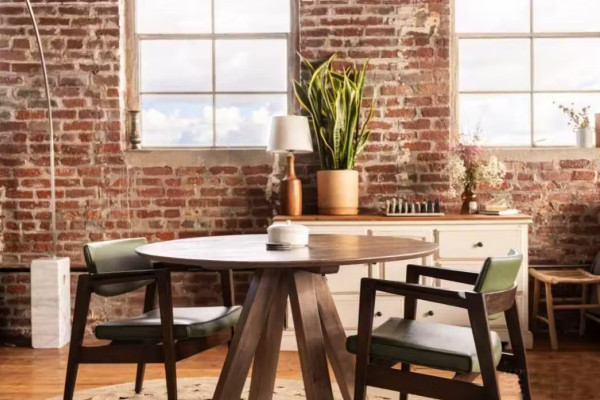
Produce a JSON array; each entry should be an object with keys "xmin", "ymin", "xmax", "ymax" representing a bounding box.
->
[
  {"xmin": 63, "ymin": 265, "xmax": 236, "ymax": 400},
  {"xmin": 353, "ymin": 264, "xmax": 531, "ymax": 400}
]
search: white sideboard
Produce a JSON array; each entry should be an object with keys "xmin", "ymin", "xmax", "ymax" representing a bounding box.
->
[{"xmin": 273, "ymin": 214, "xmax": 534, "ymax": 350}]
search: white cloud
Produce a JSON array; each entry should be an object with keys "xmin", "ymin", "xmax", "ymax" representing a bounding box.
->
[{"xmin": 142, "ymin": 105, "xmax": 213, "ymax": 147}]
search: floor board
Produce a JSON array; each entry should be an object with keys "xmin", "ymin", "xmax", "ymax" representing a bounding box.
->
[{"xmin": 1, "ymin": 334, "xmax": 599, "ymax": 399}]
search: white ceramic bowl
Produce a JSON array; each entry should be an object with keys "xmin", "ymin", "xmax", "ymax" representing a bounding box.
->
[{"xmin": 267, "ymin": 220, "xmax": 309, "ymax": 247}]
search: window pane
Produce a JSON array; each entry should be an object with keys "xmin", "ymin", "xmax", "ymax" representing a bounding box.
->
[
  {"xmin": 136, "ymin": 0, "xmax": 211, "ymax": 34},
  {"xmin": 216, "ymin": 40, "xmax": 288, "ymax": 92},
  {"xmin": 141, "ymin": 95, "xmax": 213, "ymax": 147},
  {"xmin": 534, "ymin": 93, "xmax": 600, "ymax": 146},
  {"xmin": 215, "ymin": 95, "xmax": 287, "ymax": 147},
  {"xmin": 215, "ymin": 0, "xmax": 290, "ymax": 33},
  {"xmin": 460, "ymin": 94, "xmax": 531, "ymax": 146},
  {"xmin": 455, "ymin": 0, "xmax": 530, "ymax": 33},
  {"xmin": 140, "ymin": 40, "xmax": 212, "ymax": 92},
  {"xmin": 534, "ymin": 39, "xmax": 600, "ymax": 91},
  {"xmin": 459, "ymin": 39, "xmax": 530, "ymax": 91},
  {"xmin": 534, "ymin": 0, "xmax": 600, "ymax": 33}
]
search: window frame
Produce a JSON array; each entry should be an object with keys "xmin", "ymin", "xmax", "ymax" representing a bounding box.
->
[
  {"xmin": 454, "ymin": 0, "xmax": 600, "ymax": 148},
  {"xmin": 124, "ymin": 0, "xmax": 299, "ymax": 150}
]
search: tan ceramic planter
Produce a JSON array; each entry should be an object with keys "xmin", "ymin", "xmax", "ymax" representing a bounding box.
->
[{"xmin": 317, "ymin": 170, "xmax": 359, "ymax": 215}]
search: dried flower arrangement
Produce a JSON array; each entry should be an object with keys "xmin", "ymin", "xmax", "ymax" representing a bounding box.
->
[
  {"xmin": 446, "ymin": 133, "xmax": 507, "ymax": 199},
  {"xmin": 555, "ymin": 102, "xmax": 591, "ymax": 130}
]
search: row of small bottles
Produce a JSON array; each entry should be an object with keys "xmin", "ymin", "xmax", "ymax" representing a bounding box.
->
[{"xmin": 384, "ymin": 198, "xmax": 441, "ymax": 214}]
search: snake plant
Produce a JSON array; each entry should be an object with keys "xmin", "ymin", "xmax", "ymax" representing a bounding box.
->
[{"xmin": 293, "ymin": 55, "xmax": 374, "ymax": 170}]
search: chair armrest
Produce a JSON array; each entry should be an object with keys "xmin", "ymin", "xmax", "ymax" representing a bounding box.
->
[
  {"xmin": 361, "ymin": 278, "xmax": 469, "ymax": 309},
  {"xmin": 88, "ymin": 268, "xmax": 166, "ymax": 286},
  {"xmin": 407, "ymin": 264, "xmax": 479, "ymax": 286}
]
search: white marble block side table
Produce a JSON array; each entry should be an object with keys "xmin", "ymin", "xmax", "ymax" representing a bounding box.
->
[{"xmin": 31, "ymin": 257, "xmax": 71, "ymax": 348}]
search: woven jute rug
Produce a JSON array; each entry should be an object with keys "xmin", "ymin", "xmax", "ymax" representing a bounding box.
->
[{"xmin": 47, "ymin": 375, "xmax": 521, "ymax": 400}]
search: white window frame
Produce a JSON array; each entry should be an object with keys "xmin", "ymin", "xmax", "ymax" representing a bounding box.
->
[
  {"xmin": 455, "ymin": 0, "xmax": 600, "ymax": 147},
  {"xmin": 125, "ymin": 0, "xmax": 298, "ymax": 149}
]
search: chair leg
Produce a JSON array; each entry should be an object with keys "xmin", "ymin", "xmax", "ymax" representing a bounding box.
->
[
  {"xmin": 544, "ymin": 283, "xmax": 559, "ymax": 350},
  {"xmin": 467, "ymin": 293, "xmax": 501, "ymax": 400},
  {"xmin": 136, "ymin": 284, "xmax": 157, "ymax": 394},
  {"xmin": 579, "ymin": 284, "xmax": 589, "ymax": 336},
  {"xmin": 135, "ymin": 363, "xmax": 146, "ymax": 394},
  {"xmin": 531, "ymin": 278, "xmax": 540, "ymax": 332},
  {"xmin": 157, "ymin": 269, "xmax": 178, "ymax": 400},
  {"xmin": 353, "ymin": 281, "xmax": 377, "ymax": 400},
  {"xmin": 505, "ymin": 301, "xmax": 531, "ymax": 400},
  {"xmin": 63, "ymin": 276, "xmax": 92, "ymax": 400},
  {"xmin": 164, "ymin": 353, "xmax": 177, "ymax": 400},
  {"xmin": 63, "ymin": 349, "xmax": 80, "ymax": 400},
  {"xmin": 399, "ymin": 363, "xmax": 410, "ymax": 400}
]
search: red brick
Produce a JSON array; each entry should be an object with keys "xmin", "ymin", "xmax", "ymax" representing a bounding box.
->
[{"xmin": 571, "ymin": 170, "xmax": 596, "ymax": 181}]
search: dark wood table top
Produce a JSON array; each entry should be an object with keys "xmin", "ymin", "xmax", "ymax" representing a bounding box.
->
[{"xmin": 136, "ymin": 234, "xmax": 439, "ymax": 270}]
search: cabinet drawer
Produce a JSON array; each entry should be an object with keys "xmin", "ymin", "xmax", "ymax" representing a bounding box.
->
[{"xmin": 436, "ymin": 228, "xmax": 522, "ymax": 260}]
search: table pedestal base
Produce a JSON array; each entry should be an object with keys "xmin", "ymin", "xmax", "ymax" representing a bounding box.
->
[{"xmin": 212, "ymin": 268, "xmax": 356, "ymax": 400}]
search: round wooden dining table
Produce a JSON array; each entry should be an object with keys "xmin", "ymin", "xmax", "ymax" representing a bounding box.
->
[{"xmin": 136, "ymin": 234, "xmax": 439, "ymax": 400}]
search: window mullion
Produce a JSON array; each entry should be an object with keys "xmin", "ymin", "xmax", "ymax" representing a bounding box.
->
[
  {"xmin": 211, "ymin": 0, "xmax": 217, "ymax": 148},
  {"xmin": 530, "ymin": 0, "xmax": 535, "ymax": 147}
]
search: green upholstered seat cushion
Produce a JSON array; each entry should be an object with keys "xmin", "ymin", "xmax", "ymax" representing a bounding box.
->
[
  {"xmin": 346, "ymin": 318, "xmax": 502, "ymax": 374},
  {"xmin": 95, "ymin": 306, "xmax": 241, "ymax": 341}
]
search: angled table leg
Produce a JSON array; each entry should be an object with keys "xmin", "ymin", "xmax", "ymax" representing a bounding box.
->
[
  {"xmin": 249, "ymin": 271, "xmax": 290, "ymax": 400},
  {"xmin": 289, "ymin": 270, "xmax": 334, "ymax": 400},
  {"xmin": 213, "ymin": 269, "xmax": 283, "ymax": 400},
  {"xmin": 315, "ymin": 274, "xmax": 355, "ymax": 400}
]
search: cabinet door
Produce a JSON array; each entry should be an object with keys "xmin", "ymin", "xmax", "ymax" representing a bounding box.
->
[
  {"xmin": 306, "ymin": 226, "xmax": 371, "ymax": 293},
  {"xmin": 368, "ymin": 228, "xmax": 435, "ymax": 283}
]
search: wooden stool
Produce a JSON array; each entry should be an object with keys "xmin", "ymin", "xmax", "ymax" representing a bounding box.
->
[{"xmin": 529, "ymin": 268, "xmax": 600, "ymax": 350}]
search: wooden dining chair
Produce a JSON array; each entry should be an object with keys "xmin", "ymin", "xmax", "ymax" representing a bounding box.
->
[
  {"xmin": 64, "ymin": 238, "xmax": 241, "ymax": 400},
  {"xmin": 349, "ymin": 250, "xmax": 530, "ymax": 400}
]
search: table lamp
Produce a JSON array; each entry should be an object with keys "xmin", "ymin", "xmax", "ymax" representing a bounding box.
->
[{"xmin": 268, "ymin": 116, "xmax": 313, "ymax": 216}]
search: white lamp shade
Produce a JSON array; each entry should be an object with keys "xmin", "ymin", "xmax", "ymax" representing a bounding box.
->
[{"xmin": 267, "ymin": 116, "xmax": 313, "ymax": 153}]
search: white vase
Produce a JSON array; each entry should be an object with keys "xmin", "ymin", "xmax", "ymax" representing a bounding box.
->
[{"xmin": 575, "ymin": 127, "xmax": 595, "ymax": 148}]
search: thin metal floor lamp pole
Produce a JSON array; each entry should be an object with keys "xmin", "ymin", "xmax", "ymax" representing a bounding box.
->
[{"xmin": 24, "ymin": 0, "xmax": 57, "ymax": 258}]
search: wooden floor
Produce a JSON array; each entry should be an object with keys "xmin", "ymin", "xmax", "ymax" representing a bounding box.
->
[{"xmin": 1, "ymin": 334, "xmax": 599, "ymax": 400}]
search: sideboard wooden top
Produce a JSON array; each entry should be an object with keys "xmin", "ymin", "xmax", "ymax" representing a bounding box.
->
[{"xmin": 274, "ymin": 214, "xmax": 533, "ymax": 223}]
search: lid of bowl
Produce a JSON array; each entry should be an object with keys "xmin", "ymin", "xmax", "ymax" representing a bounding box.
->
[{"xmin": 267, "ymin": 220, "xmax": 309, "ymax": 234}]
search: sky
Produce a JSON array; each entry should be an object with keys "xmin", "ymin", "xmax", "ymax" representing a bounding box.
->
[
  {"xmin": 136, "ymin": 0, "xmax": 290, "ymax": 147},
  {"xmin": 456, "ymin": 0, "xmax": 600, "ymax": 146}
]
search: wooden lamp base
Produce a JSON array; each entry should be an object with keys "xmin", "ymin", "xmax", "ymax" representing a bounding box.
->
[{"xmin": 280, "ymin": 153, "xmax": 303, "ymax": 216}]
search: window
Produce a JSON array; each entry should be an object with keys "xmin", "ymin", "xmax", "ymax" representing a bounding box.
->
[
  {"xmin": 129, "ymin": 0, "xmax": 293, "ymax": 148},
  {"xmin": 456, "ymin": 0, "xmax": 600, "ymax": 147}
]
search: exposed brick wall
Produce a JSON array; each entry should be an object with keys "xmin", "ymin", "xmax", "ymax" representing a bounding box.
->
[
  {"xmin": 493, "ymin": 156, "xmax": 600, "ymax": 264},
  {"xmin": 0, "ymin": 0, "xmax": 598, "ymax": 342}
]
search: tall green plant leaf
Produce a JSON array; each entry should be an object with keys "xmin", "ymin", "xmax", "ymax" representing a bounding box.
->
[{"xmin": 294, "ymin": 55, "xmax": 374, "ymax": 170}]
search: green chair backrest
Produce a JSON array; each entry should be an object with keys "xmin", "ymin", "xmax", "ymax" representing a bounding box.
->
[
  {"xmin": 473, "ymin": 249, "xmax": 523, "ymax": 294},
  {"xmin": 83, "ymin": 237, "xmax": 152, "ymax": 297}
]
